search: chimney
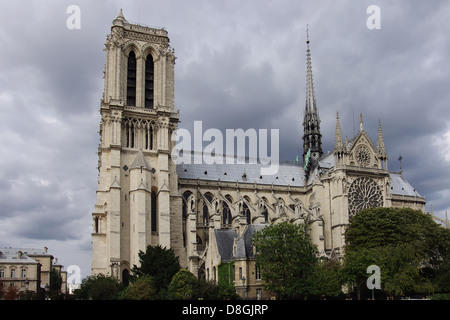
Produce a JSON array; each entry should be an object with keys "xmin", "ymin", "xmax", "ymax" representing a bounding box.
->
[
  {"xmin": 44, "ymin": 247, "xmax": 48, "ymax": 253},
  {"xmin": 18, "ymin": 251, "xmax": 23, "ymax": 259}
]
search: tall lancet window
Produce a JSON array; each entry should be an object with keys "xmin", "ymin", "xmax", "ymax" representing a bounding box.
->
[
  {"xmin": 145, "ymin": 54, "xmax": 154, "ymax": 109},
  {"xmin": 127, "ymin": 51, "xmax": 137, "ymax": 106},
  {"xmin": 151, "ymin": 190, "xmax": 157, "ymax": 232}
]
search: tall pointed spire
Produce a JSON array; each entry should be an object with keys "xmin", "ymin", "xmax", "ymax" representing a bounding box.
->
[
  {"xmin": 302, "ymin": 25, "xmax": 323, "ymax": 168},
  {"xmin": 377, "ymin": 119, "xmax": 388, "ymax": 170},
  {"xmin": 335, "ymin": 112, "xmax": 344, "ymax": 152},
  {"xmin": 377, "ymin": 120, "xmax": 386, "ymax": 155},
  {"xmin": 305, "ymin": 25, "xmax": 317, "ymax": 115},
  {"xmin": 359, "ymin": 113, "xmax": 364, "ymax": 131}
]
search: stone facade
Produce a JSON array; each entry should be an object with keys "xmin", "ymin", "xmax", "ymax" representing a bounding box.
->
[
  {"xmin": 91, "ymin": 10, "xmax": 182, "ymax": 282},
  {"xmin": 91, "ymin": 12, "xmax": 426, "ymax": 299},
  {"xmin": 0, "ymin": 247, "xmax": 67, "ymax": 298}
]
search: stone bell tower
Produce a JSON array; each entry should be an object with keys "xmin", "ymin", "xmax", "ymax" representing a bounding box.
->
[{"xmin": 91, "ymin": 10, "xmax": 182, "ymax": 282}]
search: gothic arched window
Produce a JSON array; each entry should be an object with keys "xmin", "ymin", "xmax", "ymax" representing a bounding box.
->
[
  {"xmin": 145, "ymin": 54, "xmax": 154, "ymax": 109},
  {"xmin": 242, "ymin": 203, "xmax": 251, "ymax": 224},
  {"xmin": 144, "ymin": 123, "xmax": 154, "ymax": 150},
  {"xmin": 222, "ymin": 202, "xmax": 231, "ymax": 227},
  {"xmin": 127, "ymin": 51, "xmax": 137, "ymax": 106},
  {"xmin": 122, "ymin": 269, "xmax": 130, "ymax": 286},
  {"xmin": 203, "ymin": 193, "xmax": 213, "ymax": 226},
  {"xmin": 151, "ymin": 190, "xmax": 157, "ymax": 232},
  {"xmin": 182, "ymin": 191, "xmax": 193, "ymax": 247}
]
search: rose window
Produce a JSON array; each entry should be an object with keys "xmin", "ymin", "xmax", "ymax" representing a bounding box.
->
[
  {"xmin": 348, "ymin": 177, "xmax": 383, "ymax": 217},
  {"xmin": 355, "ymin": 145, "xmax": 371, "ymax": 167}
]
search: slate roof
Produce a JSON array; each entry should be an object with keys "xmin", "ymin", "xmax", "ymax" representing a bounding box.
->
[
  {"xmin": 214, "ymin": 229, "xmax": 236, "ymax": 262},
  {"xmin": 389, "ymin": 172, "xmax": 422, "ymax": 197},
  {"xmin": 234, "ymin": 225, "xmax": 265, "ymax": 260},
  {"xmin": 176, "ymin": 152, "xmax": 305, "ymax": 187},
  {"xmin": 177, "ymin": 152, "xmax": 423, "ymax": 198},
  {"xmin": 214, "ymin": 225, "xmax": 266, "ymax": 262},
  {"xmin": 0, "ymin": 248, "xmax": 48, "ymax": 264}
]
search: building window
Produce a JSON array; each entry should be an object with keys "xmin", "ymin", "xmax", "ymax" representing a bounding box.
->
[
  {"xmin": 10, "ymin": 269, "xmax": 15, "ymax": 278},
  {"xmin": 182, "ymin": 191, "xmax": 193, "ymax": 248},
  {"xmin": 122, "ymin": 269, "xmax": 130, "ymax": 286},
  {"xmin": 348, "ymin": 177, "xmax": 383, "ymax": 217},
  {"xmin": 151, "ymin": 190, "xmax": 157, "ymax": 232},
  {"xmin": 125, "ymin": 120, "xmax": 136, "ymax": 148},
  {"xmin": 222, "ymin": 201, "xmax": 232, "ymax": 227},
  {"xmin": 145, "ymin": 54, "xmax": 154, "ymax": 109},
  {"xmin": 262, "ymin": 207, "xmax": 268, "ymax": 223},
  {"xmin": 0, "ymin": 269, "xmax": 4, "ymax": 278},
  {"xmin": 21, "ymin": 269, "xmax": 26, "ymax": 278},
  {"xmin": 255, "ymin": 265, "xmax": 261, "ymax": 280},
  {"xmin": 257, "ymin": 289, "xmax": 262, "ymax": 300},
  {"xmin": 203, "ymin": 193, "xmax": 213, "ymax": 226},
  {"xmin": 94, "ymin": 216, "xmax": 99, "ymax": 233},
  {"xmin": 233, "ymin": 264, "xmax": 235, "ymax": 282},
  {"xmin": 145, "ymin": 124, "xmax": 154, "ymax": 150},
  {"xmin": 243, "ymin": 203, "xmax": 251, "ymax": 225},
  {"xmin": 127, "ymin": 51, "xmax": 137, "ymax": 106}
]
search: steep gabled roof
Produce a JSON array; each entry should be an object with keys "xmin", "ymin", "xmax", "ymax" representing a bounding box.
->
[
  {"xmin": 390, "ymin": 173, "xmax": 422, "ymax": 197},
  {"xmin": 214, "ymin": 229, "xmax": 237, "ymax": 262}
]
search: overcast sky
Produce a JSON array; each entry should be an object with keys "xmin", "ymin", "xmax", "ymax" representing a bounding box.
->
[{"xmin": 0, "ymin": 0, "xmax": 449, "ymax": 281}]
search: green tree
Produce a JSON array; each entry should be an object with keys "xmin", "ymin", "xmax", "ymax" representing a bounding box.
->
[
  {"xmin": 309, "ymin": 258, "xmax": 343, "ymax": 299},
  {"xmin": 50, "ymin": 268, "xmax": 62, "ymax": 291},
  {"xmin": 374, "ymin": 244, "xmax": 434, "ymax": 297},
  {"xmin": 76, "ymin": 274, "xmax": 123, "ymax": 300},
  {"xmin": 120, "ymin": 275, "xmax": 156, "ymax": 300},
  {"xmin": 433, "ymin": 247, "xmax": 450, "ymax": 292},
  {"xmin": 251, "ymin": 222, "xmax": 318, "ymax": 299},
  {"xmin": 49, "ymin": 268, "xmax": 63, "ymax": 299},
  {"xmin": 193, "ymin": 278, "xmax": 220, "ymax": 300},
  {"xmin": 217, "ymin": 262, "xmax": 239, "ymax": 299},
  {"xmin": 131, "ymin": 245, "xmax": 180, "ymax": 293},
  {"xmin": 168, "ymin": 269, "xmax": 197, "ymax": 300},
  {"xmin": 345, "ymin": 208, "xmax": 445, "ymax": 261},
  {"xmin": 341, "ymin": 247, "xmax": 378, "ymax": 299},
  {"xmin": 343, "ymin": 207, "xmax": 450, "ymax": 299}
]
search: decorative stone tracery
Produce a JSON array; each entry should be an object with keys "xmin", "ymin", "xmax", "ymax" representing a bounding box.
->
[{"xmin": 348, "ymin": 177, "xmax": 383, "ymax": 217}]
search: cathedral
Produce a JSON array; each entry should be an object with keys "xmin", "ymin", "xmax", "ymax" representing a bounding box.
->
[{"xmin": 91, "ymin": 12, "xmax": 426, "ymax": 298}]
